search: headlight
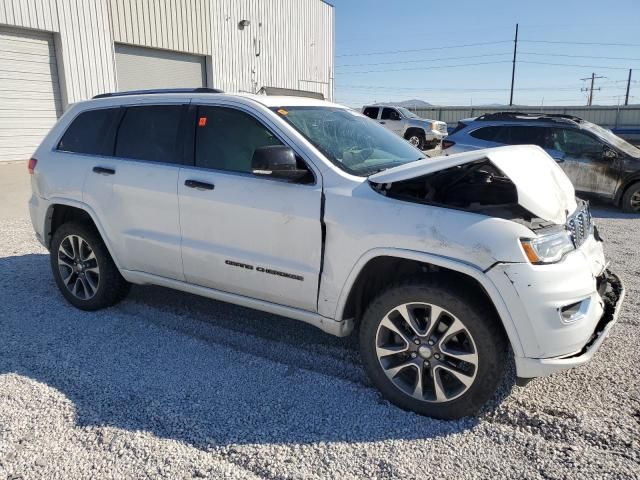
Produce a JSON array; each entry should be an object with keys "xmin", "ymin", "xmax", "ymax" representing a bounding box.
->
[{"xmin": 520, "ymin": 231, "xmax": 575, "ymax": 264}]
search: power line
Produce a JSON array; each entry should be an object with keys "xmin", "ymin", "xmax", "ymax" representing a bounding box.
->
[
  {"xmin": 520, "ymin": 52, "xmax": 640, "ymax": 62},
  {"xmin": 334, "ymin": 60, "xmax": 512, "ymax": 75},
  {"xmin": 519, "ymin": 60, "xmax": 640, "ymax": 70},
  {"xmin": 522, "ymin": 39, "xmax": 640, "ymax": 47},
  {"xmin": 336, "ymin": 52, "xmax": 511, "ymax": 68},
  {"xmin": 336, "ymin": 40, "xmax": 511, "ymax": 58},
  {"xmin": 336, "ymin": 83, "xmax": 588, "ymax": 92}
]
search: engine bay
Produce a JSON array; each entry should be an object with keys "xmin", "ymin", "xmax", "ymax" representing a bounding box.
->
[{"xmin": 370, "ymin": 159, "xmax": 554, "ymax": 228}]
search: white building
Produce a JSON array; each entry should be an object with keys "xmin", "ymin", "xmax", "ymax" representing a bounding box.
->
[{"xmin": 0, "ymin": 0, "xmax": 335, "ymax": 162}]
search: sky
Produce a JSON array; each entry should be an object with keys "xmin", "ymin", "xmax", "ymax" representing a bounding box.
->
[{"xmin": 330, "ymin": 0, "xmax": 640, "ymax": 108}]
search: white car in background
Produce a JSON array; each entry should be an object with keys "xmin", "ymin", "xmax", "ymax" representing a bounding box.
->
[
  {"xmin": 362, "ymin": 104, "xmax": 448, "ymax": 150},
  {"xmin": 29, "ymin": 89, "xmax": 624, "ymax": 419}
]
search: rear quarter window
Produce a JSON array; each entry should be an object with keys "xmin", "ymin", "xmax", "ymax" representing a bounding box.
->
[
  {"xmin": 57, "ymin": 108, "xmax": 120, "ymax": 156},
  {"xmin": 362, "ymin": 107, "xmax": 379, "ymax": 119}
]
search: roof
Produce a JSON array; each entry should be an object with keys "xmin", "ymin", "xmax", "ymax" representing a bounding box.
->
[{"xmin": 85, "ymin": 89, "xmax": 344, "ymax": 109}]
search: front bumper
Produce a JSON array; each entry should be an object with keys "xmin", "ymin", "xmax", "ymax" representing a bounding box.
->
[{"xmin": 514, "ymin": 270, "xmax": 625, "ymax": 378}]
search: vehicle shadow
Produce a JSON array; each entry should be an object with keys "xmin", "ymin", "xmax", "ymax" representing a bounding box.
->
[{"xmin": 0, "ymin": 253, "xmax": 510, "ymax": 448}]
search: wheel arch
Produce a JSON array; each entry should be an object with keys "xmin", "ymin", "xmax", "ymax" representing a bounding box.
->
[
  {"xmin": 614, "ymin": 175, "xmax": 640, "ymax": 206},
  {"xmin": 335, "ymin": 248, "xmax": 525, "ymax": 357},
  {"xmin": 404, "ymin": 127, "xmax": 426, "ymax": 140},
  {"xmin": 45, "ymin": 199, "xmax": 122, "ymax": 270}
]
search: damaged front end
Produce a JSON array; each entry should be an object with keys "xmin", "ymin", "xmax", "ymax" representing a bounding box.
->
[
  {"xmin": 368, "ymin": 145, "xmax": 578, "ymax": 228},
  {"xmin": 370, "ymin": 158, "xmax": 554, "ymax": 228}
]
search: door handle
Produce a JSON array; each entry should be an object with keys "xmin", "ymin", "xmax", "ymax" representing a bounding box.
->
[
  {"xmin": 379, "ymin": 121, "xmax": 386, "ymax": 124},
  {"xmin": 92, "ymin": 166, "xmax": 115, "ymax": 175},
  {"xmin": 185, "ymin": 179, "xmax": 215, "ymax": 191}
]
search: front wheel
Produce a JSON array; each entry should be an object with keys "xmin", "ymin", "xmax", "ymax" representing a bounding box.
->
[
  {"xmin": 621, "ymin": 181, "xmax": 640, "ymax": 213},
  {"xmin": 359, "ymin": 279, "xmax": 508, "ymax": 419},
  {"xmin": 406, "ymin": 132, "xmax": 426, "ymax": 150}
]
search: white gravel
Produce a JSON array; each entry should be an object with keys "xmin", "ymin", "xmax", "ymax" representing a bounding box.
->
[{"xmin": 0, "ymin": 205, "xmax": 639, "ymax": 479}]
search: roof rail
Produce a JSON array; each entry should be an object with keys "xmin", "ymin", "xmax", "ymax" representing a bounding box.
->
[
  {"xmin": 475, "ymin": 111, "xmax": 584, "ymax": 124},
  {"xmin": 93, "ymin": 87, "xmax": 223, "ymax": 99}
]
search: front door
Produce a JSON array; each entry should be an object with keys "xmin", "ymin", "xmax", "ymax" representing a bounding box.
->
[
  {"xmin": 178, "ymin": 105, "xmax": 323, "ymax": 311},
  {"xmin": 380, "ymin": 107, "xmax": 404, "ymax": 135},
  {"xmin": 548, "ymin": 128, "xmax": 619, "ymax": 197}
]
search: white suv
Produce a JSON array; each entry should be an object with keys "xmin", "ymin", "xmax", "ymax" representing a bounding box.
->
[
  {"xmin": 362, "ymin": 104, "xmax": 448, "ymax": 150},
  {"xmin": 29, "ymin": 89, "xmax": 624, "ymax": 419}
]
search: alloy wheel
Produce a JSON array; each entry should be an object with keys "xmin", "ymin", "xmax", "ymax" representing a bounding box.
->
[
  {"xmin": 57, "ymin": 234, "xmax": 100, "ymax": 300},
  {"xmin": 630, "ymin": 190, "xmax": 640, "ymax": 211},
  {"xmin": 375, "ymin": 302, "xmax": 478, "ymax": 403},
  {"xmin": 408, "ymin": 136, "xmax": 421, "ymax": 147}
]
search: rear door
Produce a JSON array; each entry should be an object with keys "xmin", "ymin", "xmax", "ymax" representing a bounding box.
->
[
  {"xmin": 82, "ymin": 103, "xmax": 186, "ymax": 280},
  {"xmin": 177, "ymin": 104, "xmax": 323, "ymax": 311}
]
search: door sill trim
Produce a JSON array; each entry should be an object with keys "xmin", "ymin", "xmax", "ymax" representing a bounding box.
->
[{"xmin": 121, "ymin": 269, "xmax": 353, "ymax": 337}]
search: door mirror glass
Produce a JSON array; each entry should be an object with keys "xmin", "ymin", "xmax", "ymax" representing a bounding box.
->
[{"xmin": 252, "ymin": 145, "xmax": 310, "ymax": 181}]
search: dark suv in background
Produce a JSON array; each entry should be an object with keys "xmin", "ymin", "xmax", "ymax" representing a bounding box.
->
[{"xmin": 443, "ymin": 112, "xmax": 640, "ymax": 212}]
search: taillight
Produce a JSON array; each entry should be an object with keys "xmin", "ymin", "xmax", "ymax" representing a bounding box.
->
[
  {"xmin": 441, "ymin": 140, "xmax": 456, "ymax": 149},
  {"xmin": 28, "ymin": 158, "xmax": 38, "ymax": 174}
]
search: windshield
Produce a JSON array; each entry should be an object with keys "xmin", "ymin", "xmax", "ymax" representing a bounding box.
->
[
  {"xmin": 273, "ymin": 106, "xmax": 425, "ymax": 176},
  {"xmin": 583, "ymin": 122, "xmax": 640, "ymax": 158},
  {"xmin": 396, "ymin": 107, "xmax": 420, "ymax": 119}
]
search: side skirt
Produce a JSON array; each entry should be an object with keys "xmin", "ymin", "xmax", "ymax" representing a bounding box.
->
[{"xmin": 121, "ymin": 269, "xmax": 354, "ymax": 337}]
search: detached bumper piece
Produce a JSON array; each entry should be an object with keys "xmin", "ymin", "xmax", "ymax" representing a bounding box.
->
[{"xmin": 516, "ymin": 269, "xmax": 625, "ymax": 383}]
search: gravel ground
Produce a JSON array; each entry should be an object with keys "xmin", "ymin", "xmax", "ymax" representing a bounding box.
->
[{"xmin": 0, "ymin": 206, "xmax": 639, "ymax": 479}]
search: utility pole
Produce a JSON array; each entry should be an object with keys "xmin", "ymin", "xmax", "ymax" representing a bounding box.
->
[
  {"xmin": 581, "ymin": 73, "xmax": 604, "ymax": 106},
  {"xmin": 509, "ymin": 23, "xmax": 518, "ymax": 106},
  {"xmin": 625, "ymin": 69, "xmax": 633, "ymax": 106}
]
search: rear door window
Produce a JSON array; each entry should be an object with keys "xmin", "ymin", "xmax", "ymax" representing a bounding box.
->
[
  {"xmin": 115, "ymin": 105, "xmax": 184, "ymax": 164},
  {"xmin": 57, "ymin": 108, "xmax": 120, "ymax": 156},
  {"xmin": 195, "ymin": 106, "xmax": 283, "ymax": 173},
  {"xmin": 501, "ymin": 126, "xmax": 549, "ymax": 147},
  {"xmin": 362, "ymin": 107, "xmax": 379, "ymax": 119},
  {"xmin": 469, "ymin": 126, "xmax": 502, "ymax": 142}
]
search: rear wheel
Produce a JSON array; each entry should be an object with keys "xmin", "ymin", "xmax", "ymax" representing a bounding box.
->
[
  {"xmin": 621, "ymin": 181, "xmax": 640, "ymax": 213},
  {"xmin": 359, "ymin": 278, "xmax": 508, "ymax": 419},
  {"xmin": 50, "ymin": 221, "xmax": 130, "ymax": 310}
]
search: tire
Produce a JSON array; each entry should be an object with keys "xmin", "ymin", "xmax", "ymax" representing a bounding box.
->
[
  {"xmin": 50, "ymin": 221, "xmax": 130, "ymax": 311},
  {"xmin": 406, "ymin": 131, "xmax": 426, "ymax": 150},
  {"xmin": 359, "ymin": 277, "xmax": 508, "ymax": 419},
  {"xmin": 621, "ymin": 181, "xmax": 640, "ymax": 213}
]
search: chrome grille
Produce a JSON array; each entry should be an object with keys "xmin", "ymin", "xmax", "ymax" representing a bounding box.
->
[
  {"xmin": 437, "ymin": 123, "xmax": 448, "ymax": 134},
  {"xmin": 567, "ymin": 203, "xmax": 592, "ymax": 248}
]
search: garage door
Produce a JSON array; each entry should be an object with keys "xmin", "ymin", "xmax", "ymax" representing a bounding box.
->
[
  {"xmin": 0, "ymin": 26, "xmax": 62, "ymax": 162},
  {"xmin": 115, "ymin": 44, "xmax": 206, "ymax": 91}
]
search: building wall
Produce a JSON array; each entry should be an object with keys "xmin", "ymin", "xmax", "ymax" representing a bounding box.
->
[
  {"xmin": 209, "ymin": 0, "xmax": 334, "ymax": 99},
  {"xmin": 0, "ymin": 0, "xmax": 334, "ymax": 106},
  {"xmin": 109, "ymin": 0, "xmax": 212, "ymax": 56}
]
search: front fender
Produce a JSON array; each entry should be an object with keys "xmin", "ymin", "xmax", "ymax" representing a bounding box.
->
[{"xmin": 334, "ymin": 247, "xmax": 526, "ymax": 357}]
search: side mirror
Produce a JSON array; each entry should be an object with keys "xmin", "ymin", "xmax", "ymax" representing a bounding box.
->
[
  {"xmin": 251, "ymin": 145, "xmax": 310, "ymax": 182},
  {"xmin": 603, "ymin": 146, "xmax": 618, "ymax": 160}
]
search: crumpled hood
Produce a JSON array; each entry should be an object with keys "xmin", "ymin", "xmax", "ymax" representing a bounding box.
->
[{"xmin": 369, "ymin": 145, "xmax": 577, "ymax": 224}]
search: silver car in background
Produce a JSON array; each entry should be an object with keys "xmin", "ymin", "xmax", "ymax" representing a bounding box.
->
[{"xmin": 362, "ymin": 104, "xmax": 448, "ymax": 150}]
